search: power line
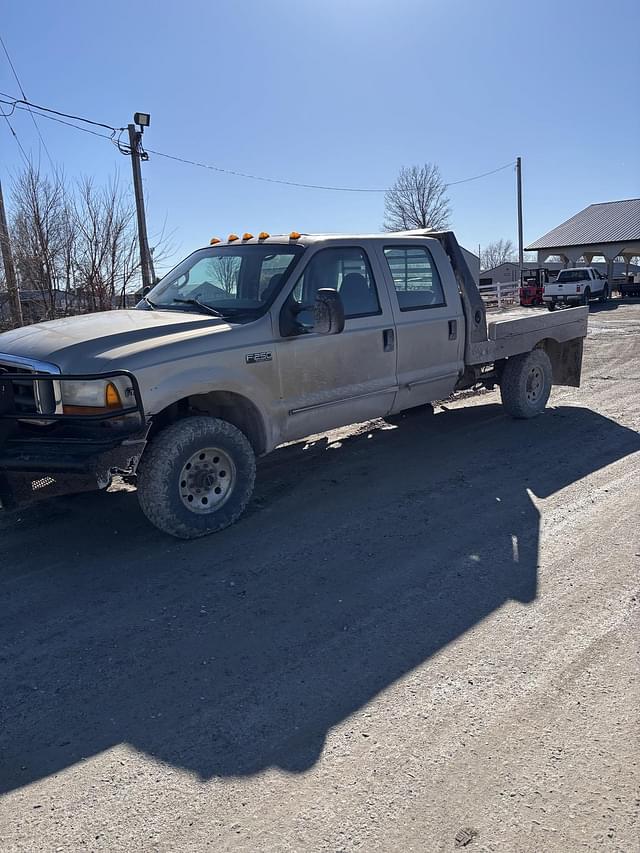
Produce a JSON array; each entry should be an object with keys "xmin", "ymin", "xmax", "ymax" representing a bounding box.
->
[
  {"xmin": 10, "ymin": 106, "xmax": 117, "ymax": 141},
  {"xmin": 0, "ymin": 90, "xmax": 515, "ymax": 193},
  {"xmin": 139, "ymin": 147, "xmax": 515, "ymax": 193},
  {"xmin": 0, "ymin": 109, "xmax": 30, "ymax": 164},
  {"xmin": 0, "ymin": 35, "xmax": 55, "ymax": 169},
  {"xmin": 0, "ymin": 90, "xmax": 123, "ymax": 132},
  {"xmin": 446, "ymin": 161, "xmax": 514, "ymax": 186},
  {"xmin": 144, "ymin": 147, "xmax": 388, "ymax": 192}
]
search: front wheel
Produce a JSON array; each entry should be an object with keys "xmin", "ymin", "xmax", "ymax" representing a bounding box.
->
[
  {"xmin": 137, "ymin": 416, "xmax": 256, "ymax": 539},
  {"xmin": 500, "ymin": 349, "xmax": 553, "ymax": 419},
  {"xmin": 599, "ymin": 285, "xmax": 609, "ymax": 303}
]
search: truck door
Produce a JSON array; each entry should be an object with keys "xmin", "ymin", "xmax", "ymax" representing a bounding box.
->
[
  {"xmin": 276, "ymin": 244, "xmax": 398, "ymax": 442},
  {"xmin": 375, "ymin": 241, "xmax": 464, "ymax": 411}
]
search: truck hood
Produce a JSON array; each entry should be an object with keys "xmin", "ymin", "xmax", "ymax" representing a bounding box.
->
[{"xmin": 0, "ymin": 309, "xmax": 232, "ymax": 373}]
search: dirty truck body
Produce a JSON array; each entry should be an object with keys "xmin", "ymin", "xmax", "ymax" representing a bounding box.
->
[{"xmin": 0, "ymin": 231, "xmax": 588, "ymax": 538}]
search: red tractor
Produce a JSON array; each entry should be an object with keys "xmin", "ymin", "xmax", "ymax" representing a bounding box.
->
[{"xmin": 519, "ymin": 268, "xmax": 550, "ymax": 307}]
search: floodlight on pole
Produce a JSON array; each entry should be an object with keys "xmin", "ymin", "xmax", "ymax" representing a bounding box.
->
[{"xmin": 134, "ymin": 112, "xmax": 151, "ymax": 131}]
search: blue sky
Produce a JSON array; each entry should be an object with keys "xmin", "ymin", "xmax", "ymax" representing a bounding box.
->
[{"xmin": 2, "ymin": 0, "xmax": 639, "ymax": 270}]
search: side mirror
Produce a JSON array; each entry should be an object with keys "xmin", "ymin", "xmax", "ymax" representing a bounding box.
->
[{"xmin": 313, "ymin": 288, "xmax": 345, "ymax": 336}]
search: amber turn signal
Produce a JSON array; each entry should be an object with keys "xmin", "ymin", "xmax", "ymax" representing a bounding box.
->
[
  {"xmin": 289, "ymin": 231, "xmax": 301, "ymax": 239},
  {"xmin": 242, "ymin": 233, "xmax": 254, "ymax": 240},
  {"xmin": 106, "ymin": 382, "xmax": 122, "ymax": 409},
  {"xmin": 210, "ymin": 237, "xmax": 221, "ymax": 245},
  {"xmin": 258, "ymin": 231, "xmax": 270, "ymax": 239},
  {"xmin": 228, "ymin": 234, "xmax": 239, "ymax": 242}
]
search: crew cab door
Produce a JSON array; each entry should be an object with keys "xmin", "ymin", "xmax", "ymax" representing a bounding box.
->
[
  {"xmin": 374, "ymin": 240, "xmax": 464, "ymax": 411},
  {"xmin": 276, "ymin": 244, "xmax": 398, "ymax": 442}
]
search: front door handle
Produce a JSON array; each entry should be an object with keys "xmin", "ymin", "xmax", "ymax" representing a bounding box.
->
[
  {"xmin": 448, "ymin": 319, "xmax": 457, "ymax": 340},
  {"xmin": 383, "ymin": 328, "xmax": 395, "ymax": 352}
]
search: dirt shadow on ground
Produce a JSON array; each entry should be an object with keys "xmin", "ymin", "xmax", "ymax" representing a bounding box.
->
[
  {"xmin": 589, "ymin": 298, "xmax": 640, "ymax": 313},
  {"xmin": 1, "ymin": 403, "xmax": 638, "ymax": 792}
]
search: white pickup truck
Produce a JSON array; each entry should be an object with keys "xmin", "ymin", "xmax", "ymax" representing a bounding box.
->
[
  {"xmin": 0, "ymin": 230, "xmax": 588, "ymax": 538},
  {"xmin": 543, "ymin": 267, "xmax": 609, "ymax": 310}
]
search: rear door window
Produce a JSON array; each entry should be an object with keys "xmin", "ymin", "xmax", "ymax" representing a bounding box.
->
[{"xmin": 383, "ymin": 246, "xmax": 446, "ymax": 311}]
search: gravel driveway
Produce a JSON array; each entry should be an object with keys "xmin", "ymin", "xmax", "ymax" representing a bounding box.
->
[{"xmin": 1, "ymin": 301, "xmax": 638, "ymax": 852}]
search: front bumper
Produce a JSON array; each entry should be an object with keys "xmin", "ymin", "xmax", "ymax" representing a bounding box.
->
[
  {"xmin": 0, "ymin": 434, "xmax": 148, "ymax": 508},
  {"xmin": 0, "ymin": 368, "xmax": 147, "ymax": 508}
]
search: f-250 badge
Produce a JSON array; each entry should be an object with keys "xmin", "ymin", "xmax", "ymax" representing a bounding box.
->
[{"xmin": 246, "ymin": 351, "xmax": 272, "ymax": 364}]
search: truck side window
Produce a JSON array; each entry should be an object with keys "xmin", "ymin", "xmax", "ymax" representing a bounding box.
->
[
  {"xmin": 383, "ymin": 246, "xmax": 446, "ymax": 311},
  {"xmin": 292, "ymin": 247, "xmax": 381, "ymax": 321}
]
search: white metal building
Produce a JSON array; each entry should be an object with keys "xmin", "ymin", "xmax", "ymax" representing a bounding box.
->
[{"xmin": 526, "ymin": 198, "xmax": 640, "ymax": 282}]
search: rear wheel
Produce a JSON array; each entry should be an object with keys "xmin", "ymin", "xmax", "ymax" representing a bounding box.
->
[
  {"xmin": 500, "ymin": 349, "xmax": 552, "ymax": 419},
  {"xmin": 137, "ymin": 416, "xmax": 256, "ymax": 539},
  {"xmin": 547, "ymin": 301, "xmax": 556, "ymax": 311},
  {"xmin": 582, "ymin": 287, "xmax": 591, "ymax": 306}
]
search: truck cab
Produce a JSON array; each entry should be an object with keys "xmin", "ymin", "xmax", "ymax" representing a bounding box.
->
[{"xmin": 543, "ymin": 267, "xmax": 609, "ymax": 310}]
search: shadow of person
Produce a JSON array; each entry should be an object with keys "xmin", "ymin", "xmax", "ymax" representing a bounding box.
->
[{"xmin": 1, "ymin": 404, "xmax": 638, "ymax": 792}]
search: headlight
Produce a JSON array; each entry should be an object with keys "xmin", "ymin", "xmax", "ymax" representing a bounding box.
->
[{"xmin": 60, "ymin": 377, "xmax": 134, "ymax": 415}]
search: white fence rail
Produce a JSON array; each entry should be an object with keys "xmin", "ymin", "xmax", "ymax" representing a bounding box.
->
[{"xmin": 478, "ymin": 282, "xmax": 519, "ymax": 308}]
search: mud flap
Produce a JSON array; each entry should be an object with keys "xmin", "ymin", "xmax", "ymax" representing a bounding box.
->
[{"xmin": 551, "ymin": 337, "xmax": 584, "ymax": 387}]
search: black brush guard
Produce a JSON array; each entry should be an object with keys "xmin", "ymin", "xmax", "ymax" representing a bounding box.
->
[{"xmin": 0, "ymin": 370, "xmax": 147, "ymax": 508}]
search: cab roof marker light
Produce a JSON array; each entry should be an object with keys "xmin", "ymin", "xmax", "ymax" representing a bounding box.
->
[
  {"xmin": 289, "ymin": 231, "xmax": 301, "ymax": 239},
  {"xmin": 242, "ymin": 233, "xmax": 254, "ymax": 240},
  {"xmin": 258, "ymin": 231, "xmax": 270, "ymax": 239},
  {"xmin": 210, "ymin": 237, "xmax": 221, "ymax": 245},
  {"xmin": 228, "ymin": 234, "xmax": 239, "ymax": 242}
]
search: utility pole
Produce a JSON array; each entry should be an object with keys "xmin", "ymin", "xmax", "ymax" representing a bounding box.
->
[
  {"xmin": 516, "ymin": 156, "xmax": 524, "ymax": 285},
  {"xmin": 127, "ymin": 114, "xmax": 155, "ymax": 291},
  {"xmin": 0, "ymin": 179, "xmax": 23, "ymax": 327}
]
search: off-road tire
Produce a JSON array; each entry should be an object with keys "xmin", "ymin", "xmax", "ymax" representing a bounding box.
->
[
  {"xmin": 599, "ymin": 285, "xmax": 609, "ymax": 303},
  {"xmin": 500, "ymin": 349, "xmax": 552, "ymax": 419},
  {"xmin": 137, "ymin": 416, "xmax": 256, "ymax": 539}
]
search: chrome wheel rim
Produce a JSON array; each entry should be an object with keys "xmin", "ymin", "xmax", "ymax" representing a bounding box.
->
[
  {"xmin": 178, "ymin": 447, "xmax": 236, "ymax": 514},
  {"xmin": 526, "ymin": 366, "xmax": 544, "ymax": 403}
]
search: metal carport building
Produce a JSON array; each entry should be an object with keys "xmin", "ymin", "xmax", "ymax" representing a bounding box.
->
[{"xmin": 526, "ymin": 198, "xmax": 640, "ymax": 284}]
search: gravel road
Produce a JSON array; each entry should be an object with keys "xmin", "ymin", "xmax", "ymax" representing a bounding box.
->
[{"xmin": 1, "ymin": 301, "xmax": 638, "ymax": 852}]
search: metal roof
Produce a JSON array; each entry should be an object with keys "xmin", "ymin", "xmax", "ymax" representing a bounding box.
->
[{"xmin": 526, "ymin": 198, "xmax": 640, "ymax": 250}]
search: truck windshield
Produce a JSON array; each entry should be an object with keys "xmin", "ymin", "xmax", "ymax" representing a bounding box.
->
[
  {"xmin": 144, "ymin": 244, "xmax": 304, "ymax": 317},
  {"xmin": 557, "ymin": 269, "xmax": 590, "ymax": 283}
]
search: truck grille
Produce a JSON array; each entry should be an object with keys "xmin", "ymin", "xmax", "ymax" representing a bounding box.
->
[
  {"xmin": 0, "ymin": 363, "xmax": 38, "ymax": 413},
  {"xmin": 0, "ymin": 361, "xmax": 60, "ymax": 415}
]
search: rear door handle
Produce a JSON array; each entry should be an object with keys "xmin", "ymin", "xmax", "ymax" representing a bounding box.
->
[
  {"xmin": 448, "ymin": 319, "xmax": 457, "ymax": 340},
  {"xmin": 383, "ymin": 328, "xmax": 395, "ymax": 352}
]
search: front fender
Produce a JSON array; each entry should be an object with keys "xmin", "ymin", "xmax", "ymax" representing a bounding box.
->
[{"xmin": 136, "ymin": 361, "xmax": 281, "ymax": 452}]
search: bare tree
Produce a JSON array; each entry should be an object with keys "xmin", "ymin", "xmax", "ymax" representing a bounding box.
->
[
  {"xmin": 480, "ymin": 239, "xmax": 516, "ymax": 270},
  {"xmin": 383, "ymin": 163, "xmax": 451, "ymax": 232},
  {"xmin": 7, "ymin": 162, "xmax": 173, "ymax": 321},
  {"xmin": 72, "ymin": 176, "xmax": 140, "ymax": 312},
  {"xmin": 10, "ymin": 164, "xmax": 71, "ymax": 319},
  {"xmin": 210, "ymin": 255, "xmax": 240, "ymax": 294}
]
